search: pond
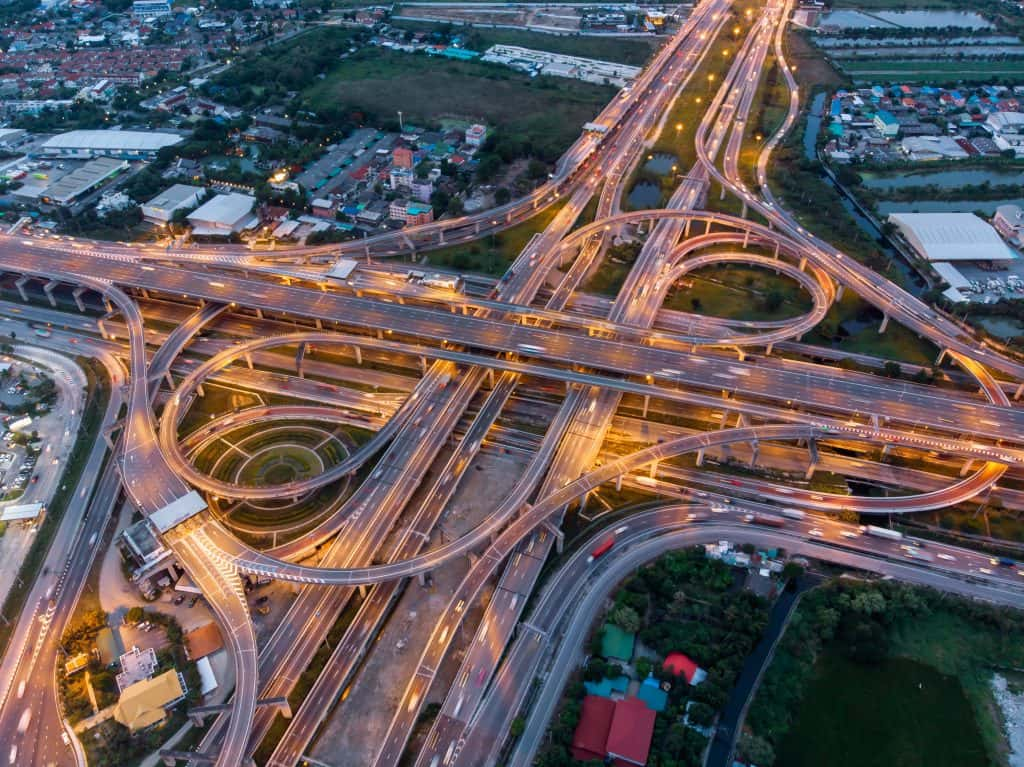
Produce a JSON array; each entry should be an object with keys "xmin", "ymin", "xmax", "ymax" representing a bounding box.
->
[
  {"xmin": 974, "ymin": 315, "xmax": 1024, "ymax": 340},
  {"xmin": 818, "ymin": 9, "xmax": 992, "ymax": 29},
  {"xmin": 643, "ymin": 152, "xmax": 678, "ymax": 175},
  {"xmin": 861, "ymin": 168, "xmax": 1024, "ymax": 190},
  {"xmin": 628, "ymin": 181, "xmax": 662, "ymax": 209}
]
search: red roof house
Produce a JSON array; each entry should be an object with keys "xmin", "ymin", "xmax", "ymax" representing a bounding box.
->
[
  {"xmin": 663, "ymin": 652, "xmax": 707, "ymax": 685},
  {"xmin": 572, "ymin": 695, "xmax": 615, "ymax": 762},
  {"xmin": 607, "ymin": 696, "xmax": 657, "ymax": 766}
]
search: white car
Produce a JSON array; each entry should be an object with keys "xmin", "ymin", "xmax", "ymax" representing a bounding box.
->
[
  {"xmin": 808, "ymin": 529, "xmax": 824, "ymax": 538},
  {"xmin": 936, "ymin": 553, "xmax": 956, "ymax": 562},
  {"xmin": 840, "ymin": 531, "xmax": 858, "ymax": 539}
]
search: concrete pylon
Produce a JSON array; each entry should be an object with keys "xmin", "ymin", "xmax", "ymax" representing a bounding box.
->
[
  {"xmin": 642, "ymin": 394, "xmax": 650, "ymax": 418},
  {"xmin": 749, "ymin": 439, "xmax": 759, "ymax": 468},
  {"xmin": 352, "ymin": 345, "xmax": 362, "ymax": 365},
  {"xmin": 960, "ymin": 459, "xmax": 974, "ymax": 477},
  {"xmin": 835, "ymin": 283, "xmax": 844, "ymax": 301},
  {"xmin": 542, "ymin": 521, "xmax": 563, "ymax": 554},
  {"xmin": 295, "ymin": 342, "xmax": 307, "ymax": 378},
  {"xmin": 96, "ymin": 318, "xmax": 110, "ymax": 340},
  {"xmin": 696, "ymin": 448, "xmax": 705, "ymax": 466},
  {"xmin": 879, "ymin": 313, "xmax": 890, "ymax": 334},
  {"xmin": 244, "ymin": 353, "xmax": 253, "ymax": 370},
  {"xmin": 72, "ymin": 286, "xmax": 87, "ymax": 312},
  {"xmin": 935, "ymin": 348, "xmax": 947, "ymax": 366},
  {"xmin": 43, "ymin": 280, "xmax": 58, "ymax": 307},
  {"xmin": 15, "ymin": 276, "xmax": 29, "ymax": 302},
  {"xmin": 615, "ymin": 474, "xmax": 622, "ymax": 491},
  {"xmin": 804, "ymin": 438, "xmax": 819, "ymax": 480},
  {"xmin": 1015, "ymin": 382, "xmax": 1024, "ymax": 401}
]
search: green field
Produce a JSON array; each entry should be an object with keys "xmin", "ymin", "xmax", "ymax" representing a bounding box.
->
[
  {"xmin": 777, "ymin": 653, "xmax": 987, "ymax": 767},
  {"xmin": 839, "ymin": 58, "xmax": 1024, "ymax": 84},
  {"xmin": 666, "ymin": 263, "xmax": 814, "ymax": 321},
  {"xmin": 390, "ymin": 20, "xmax": 660, "ymax": 66},
  {"xmin": 303, "ymin": 49, "xmax": 615, "ymax": 163}
]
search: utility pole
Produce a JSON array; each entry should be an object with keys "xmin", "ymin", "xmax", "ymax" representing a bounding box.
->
[{"xmin": 397, "ymin": 110, "xmax": 403, "ymax": 131}]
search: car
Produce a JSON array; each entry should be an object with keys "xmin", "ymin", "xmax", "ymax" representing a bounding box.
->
[
  {"xmin": 808, "ymin": 529, "xmax": 824, "ymax": 538},
  {"xmin": 173, "ymin": 594, "xmax": 186, "ymax": 605},
  {"xmin": 61, "ymin": 731, "xmax": 70, "ymax": 746},
  {"xmin": 936, "ymin": 553, "xmax": 956, "ymax": 562},
  {"xmin": 840, "ymin": 531, "xmax": 858, "ymax": 539},
  {"xmin": 979, "ymin": 568, "xmax": 994, "ymax": 575}
]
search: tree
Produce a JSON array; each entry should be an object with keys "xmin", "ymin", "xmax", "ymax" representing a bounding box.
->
[
  {"xmin": 609, "ymin": 605, "xmax": 641, "ymax": 633},
  {"xmin": 125, "ymin": 606, "xmax": 145, "ymax": 624},
  {"xmin": 635, "ymin": 656, "xmax": 652, "ymax": 678},
  {"xmin": 446, "ymin": 196, "xmax": 464, "ymax": 216},
  {"xmin": 738, "ymin": 732, "xmax": 775, "ymax": 766},
  {"xmin": 494, "ymin": 187, "xmax": 511, "ymax": 205},
  {"xmin": 510, "ymin": 716, "xmax": 525, "ymax": 738},
  {"xmin": 883, "ymin": 361, "xmax": 902, "ymax": 378}
]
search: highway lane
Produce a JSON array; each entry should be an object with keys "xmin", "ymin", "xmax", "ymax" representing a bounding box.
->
[{"xmin": 9, "ymin": 250, "xmax": 1019, "ymax": 447}]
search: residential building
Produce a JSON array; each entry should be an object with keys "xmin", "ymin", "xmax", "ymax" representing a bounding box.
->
[
  {"xmin": 410, "ymin": 178, "xmax": 433, "ymax": 203},
  {"xmin": 184, "ymin": 622, "xmax": 224, "ymax": 661},
  {"xmin": 465, "ymin": 123, "xmax": 487, "ymax": 147},
  {"xmin": 389, "ymin": 167, "xmax": 413, "ymax": 191},
  {"xmin": 663, "ymin": 652, "xmax": 708, "ymax": 686},
  {"xmin": 116, "ymin": 646, "xmax": 158, "ymax": 692},
  {"xmin": 187, "ymin": 192, "xmax": 258, "ymax": 236},
  {"xmin": 311, "ymin": 197, "xmax": 338, "ymax": 218},
  {"xmin": 132, "ymin": 0, "xmax": 172, "ymax": 17},
  {"xmin": 141, "ymin": 184, "xmax": 204, "ymax": 224},
  {"xmin": 392, "ymin": 146, "xmax": 414, "ymax": 169},
  {"xmin": 388, "ymin": 199, "xmax": 433, "ymax": 225},
  {"xmin": 571, "ymin": 695, "xmax": 656, "ymax": 766},
  {"xmin": 113, "ymin": 670, "xmax": 187, "ymax": 732},
  {"xmin": 873, "ymin": 109, "xmax": 899, "ymax": 138}
]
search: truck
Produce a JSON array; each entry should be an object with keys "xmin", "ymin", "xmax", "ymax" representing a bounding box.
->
[
  {"xmin": 422, "ymin": 274, "xmax": 464, "ymax": 292},
  {"xmin": 745, "ymin": 513, "xmax": 785, "ymax": 528},
  {"xmin": 866, "ymin": 525, "xmax": 903, "ymax": 541},
  {"xmin": 587, "ymin": 535, "xmax": 615, "ymax": 563},
  {"xmin": 406, "ymin": 270, "xmax": 426, "ymax": 282},
  {"xmin": 780, "ymin": 508, "xmax": 806, "ymax": 520}
]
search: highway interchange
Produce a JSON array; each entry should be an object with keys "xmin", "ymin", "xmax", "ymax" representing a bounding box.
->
[{"xmin": 1, "ymin": 1, "xmax": 1024, "ymax": 766}]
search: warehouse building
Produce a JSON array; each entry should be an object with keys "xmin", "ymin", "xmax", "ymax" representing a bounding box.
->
[
  {"xmin": 38, "ymin": 157, "xmax": 128, "ymax": 207},
  {"xmin": 187, "ymin": 192, "xmax": 257, "ymax": 236},
  {"xmin": 888, "ymin": 212, "xmax": 1017, "ymax": 263},
  {"xmin": 141, "ymin": 184, "xmax": 205, "ymax": 224},
  {"xmin": 37, "ymin": 129, "xmax": 183, "ymax": 160}
]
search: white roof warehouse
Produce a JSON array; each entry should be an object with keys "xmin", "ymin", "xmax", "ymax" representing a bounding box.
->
[
  {"xmin": 888, "ymin": 212, "xmax": 1017, "ymax": 263},
  {"xmin": 40, "ymin": 157, "xmax": 127, "ymax": 207},
  {"xmin": 187, "ymin": 192, "xmax": 258, "ymax": 236},
  {"xmin": 38, "ymin": 129, "xmax": 183, "ymax": 159}
]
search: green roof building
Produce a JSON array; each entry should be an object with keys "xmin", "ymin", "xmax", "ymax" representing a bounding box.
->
[{"xmin": 601, "ymin": 623, "xmax": 635, "ymax": 662}]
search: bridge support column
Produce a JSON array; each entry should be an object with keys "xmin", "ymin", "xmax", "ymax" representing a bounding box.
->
[
  {"xmin": 749, "ymin": 439, "xmax": 759, "ymax": 468},
  {"xmin": 804, "ymin": 438, "xmax": 819, "ymax": 480},
  {"xmin": 244, "ymin": 353, "xmax": 253, "ymax": 369},
  {"xmin": 615, "ymin": 474, "xmax": 622, "ymax": 491},
  {"xmin": 1016, "ymin": 382, "xmax": 1024, "ymax": 401},
  {"xmin": 196, "ymin": 383, "xmax": 205, "ymax": 398},
  {"xmin": 960, "ymin": 459, "xmax": 974, "ymax": 477},
  {"xmin": 578, "ymin": 491, "xmax": 588, "ymax": 512},
  {"xmin": 765, "ymin": 342, "xmax": 773, "ymax": 356},
  {"xmin": 835, "ymin": 283, "xmax": 844, "ymax": 301},
  {"xmin": 649, "ymin": 459, "xmax": 659, "ymax": 479},
  {"xmin": 543, "ymin": 521, "xmax": 564, "ymax": 554},
  {"xmin": 419, "ymin": 356, "xmax": 427, "ymax": 374},
  {"xmin": 376, "ymin": 329, "xmax": 383, "ymax": 340},
  {"xmin": 683, "ymin": 219, "xmax": 691, "ymax": 238},
  {"xmin": 798, "ymin": 256, "xmax": 807, "ymax": 272},
  {"xmin": 15, "ymin": 276, "xmax": 29, "ymax": 302},
  {"xmin": 474, "ymin": 222, "xmax": 481, "ymax": 235},
  {"xmin": 879, "ymin": 313, "xmax": 889, "ymax": 334},
  {"xmin": 696, "ymin": 448, "xmax": 705, "ymax": 467},
  {"xmin": 164, "ymin": 371, "xmax": 174, "ymax": 390},
  {"xmin": 735, "ymin": 346, "xmax": 745, "ymax": 362},
  {"xmin": 486, "ymin": 368, "xmax": 494, "ymax": 387},
  {"xmin": 773, "ymin": 241, "xmax": 780, "ymax": 259},
  {"xmin": 315, "ymin": 318, "xmax": 323, "ymax": 330},
  {"xmin": 96, "ymin": 318, "xmax": 110, "ymax": 340},
  {"xmin": 43, "ymin": 280, "xmax": 58, "ymax": 307},
  {"xmin": 642, "ymin": 394, "xmax": 650, "ymax": 418},
  {"xmin": 417, "ymin": 571, "xmax": 429, "ymax": 587},
  {"xmin": 935, "ymin": 348, "xmax": 946, "ymax": 366},
  {"xmin": 353, "ymin": 346, "xmax": 362, "ymax": 365},
  {"xmin": 255, "ymin": 308, "xmax": 263, "ymax": 319},
  {"xmin": 881, "ymin": 443, "xmax": 892, "ymax": 457},
  {"xmin": 871, "ymin": 413, "xmax": 880, "ymax": 430},
  {"xmin": 295, "ymin": 342, "xmax": 307, "ymax": 378},
  {"xmin": 439, "ymin": 229, "xmax": 445, "ymax": 245},
  {"xmin": 735, "ymin": 412, "xmax": 749, "ymax": 428},
  {"xmin": 72, "ymin": 286, "xmax": 87, "ymax": 311},
  {"xmin": 704, "ymin": 219, "xmax": 712, "ymax": 235},
  {"xmin": 741, "ymin": 202, "xmax": 748, "ymax": 220},
  {"xmin": 358, "ymin": 584, "xmax": 367, "ymax": 599}
]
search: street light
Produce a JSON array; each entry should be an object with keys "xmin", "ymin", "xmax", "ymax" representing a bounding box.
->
[{"xmin": 675, "ymin": 122, "xmax": 683, "ymax": 132}]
